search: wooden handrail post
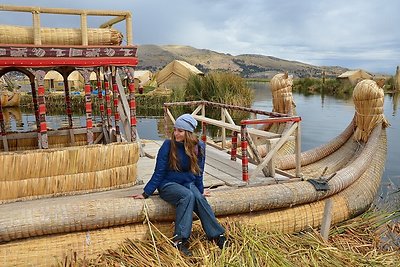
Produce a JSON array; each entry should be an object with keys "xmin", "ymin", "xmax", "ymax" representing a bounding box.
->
[
  {"xmin": 163, "ymin": 106, "xmax": 169, "ymax": 138},
  {"xmin": 295, "ymin": 122, "xmax": 302, "ymax": 177},
  {"xmin": 201, "ymin": 104, "xmax": 206, "ymax": 141},
  {"xmin": 231, "ymin": 131, "xmax": 238, "ymax": 161},
  {"xmin": 221, "ymin": 108, "xmax": 226, "ymax": 148},
  {"xmin": 241, "ymin": 124, "xmax": 249, "ymax": 182}
]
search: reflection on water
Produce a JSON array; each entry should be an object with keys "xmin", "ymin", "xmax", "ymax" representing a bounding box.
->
[
  {"xmin": 389, "ymin": 91, "xmax": 399, "ymax": 116},
  {"xmin": 2, "ymin": 83, "xmax": 399, "ymax": 200}
]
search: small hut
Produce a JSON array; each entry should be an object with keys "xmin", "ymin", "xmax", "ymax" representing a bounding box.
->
[
  {"xmin": 337, "ymin": 69, "xmax": 372, "ymax": 86},
  {"xmin": 155, "ymin": 60, "xmax": 203, "ymax": 89},
  {"xmin": 132, "ymin": 70, "xmax": 153, "ymax": 90},
  {"xmin": 44, "ymin": 70, "xmax": 84, "ymax": 91}
]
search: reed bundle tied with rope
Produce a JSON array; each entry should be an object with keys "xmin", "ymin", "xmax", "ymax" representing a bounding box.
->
[
  {"xmin": 0, "ymin": 25, "xmax": 123, "ymax": 45},
  {"xmin": 0, "ymin": 142, "xmax": 139, "ymax": 202},
  {"xmin": 353, "ymin": 79, "xmax": 389, "ymax": 142},
  {"xmin": 270, "ymin": 72, "xmax": 296, "ymax": 115}
]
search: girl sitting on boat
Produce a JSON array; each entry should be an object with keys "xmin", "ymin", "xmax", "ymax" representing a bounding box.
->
[{"xmin": 133, "ymin": 114, "xmax": 227, "ymax": 256}]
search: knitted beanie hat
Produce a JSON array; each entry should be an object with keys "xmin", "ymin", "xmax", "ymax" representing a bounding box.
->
[{"xmin": 174, "ymin": 114, "xmax": 198, "ymax": 133}]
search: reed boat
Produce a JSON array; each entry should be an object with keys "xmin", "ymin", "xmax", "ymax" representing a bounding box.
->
[
  {"xmin": 0, "ymin": 5, "xmax": 388, "ymax": 267},
  {"xmin": 0, "ymin": 75, "xmax": 388, "ymax": 266},
  {"xmin": 0, "ymin": 91, "xmax": 20, "ymax": 107}
]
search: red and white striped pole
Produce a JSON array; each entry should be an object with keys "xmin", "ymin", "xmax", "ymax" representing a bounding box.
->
[
  {"xmin": 78, "ymin": 68, "xmax": 94, "ymax": 145},
  {"xmin": 124, "ymin": 67, "xmax": 137, "ymax": 142},
  {"xmin": 35, "ymin": 70, "xmax": 48, "ymax": 149},
  {"xmin": 240, "ymin": 124, "xmax": 249, "ymax": 182},
  {"xmin": 111, "ymin": 67, "xmax": 121, "ymax": 141},
  {"xmin": 230, "ymin": 131, "xmax": 238, "ymax": 161}
]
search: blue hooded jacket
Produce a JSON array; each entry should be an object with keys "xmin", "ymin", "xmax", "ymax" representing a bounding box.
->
[{"xmin": 143, "ymin": 139, "xmax": 206, "ymax": 196}]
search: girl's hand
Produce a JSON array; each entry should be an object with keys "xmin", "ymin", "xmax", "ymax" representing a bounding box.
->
[
  {"xmin": 203, "ymin": 189, "xmax": 211, "ymax": 197},
  {"xmin": 132, "ymin": 194, "xmax": 145, "ymax": 199}
]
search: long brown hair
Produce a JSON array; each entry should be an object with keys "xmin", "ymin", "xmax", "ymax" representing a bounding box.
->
[{"xmin": 169, "ymin": 131, "xmax": 201, "ymax": 174}]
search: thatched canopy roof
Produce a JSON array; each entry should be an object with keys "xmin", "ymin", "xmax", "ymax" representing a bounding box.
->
[
  {"xmin": 156, "ymin": 60, "xmax": 203, "ymax": 88},
  {"xmin": 337, "ymin": 69, "xmax": 373, "ymax": 86}
]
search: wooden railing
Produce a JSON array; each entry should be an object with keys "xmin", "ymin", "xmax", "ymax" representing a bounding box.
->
[
  {"xmin": 164, "ymin": 101, "xmax": 302, "ymax": 182},
  {"xmin": 0, "ymin": 5, "xmax": 133, "ymax": 45}
]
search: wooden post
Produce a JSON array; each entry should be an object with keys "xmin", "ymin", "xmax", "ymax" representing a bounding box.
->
[
  {"xmin": 266, "ymin": 140, "xmax": 276, "ymax": 178},
  {"xmin": 62, "ymin": 75, "xmax": 73, "ymax": 128},
  {"xmin": 28, "ymin": 78, "xmax": 40, "ymax": 132},
  {"xmin": 32, "ymin": 10, "xmax": 41, "ymax": 45},
  {"xmin": 0, "ymin": 95, "xmax": 8, "ymax": 151},
  {"xmin": 321, "ymin": 198, "xmax": 333, "ymax": 241},
  {"xmin": 164, "ymin": 106, "xmax": 170, "ymax": 138},
  {"xmin": 126, "ymin": 13, "xmax": 133, "ymax": 45},
  {"xmin": 80, "ymin": 12, "xmax": 88, "ymax": 45},
  {"xmin": 221, "ymin": 108, "xmax": 226, "ymax": 148},
  {"xmin": 62, "ymin": 73, "xmax": 74, "ymax": 145}
]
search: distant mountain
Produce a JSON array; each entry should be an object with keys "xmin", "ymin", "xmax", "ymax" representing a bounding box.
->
[{"xmin": 136, "ymin": 44, "xmax": 348, "ymax": 78}]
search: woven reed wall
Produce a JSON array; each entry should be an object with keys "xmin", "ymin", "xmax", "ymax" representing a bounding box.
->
[
  {"xmin": 0, "ymin": 142, "xmax": 139, "ymax": 202},
  {"xmin": 0, "ymin": 25, "xmax": 123, "ymax": 45},
  {"xmin": 0, "ymin": 131, "xmax": 101, "ymax": 151},
  {"xmin": 0, "ymin": 130, "xmax": 386, "ymax": 266}
]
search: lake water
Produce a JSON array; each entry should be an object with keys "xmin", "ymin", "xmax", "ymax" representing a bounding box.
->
[{"xmin": 2, "ymin": 82, "xmax": 399, "ymax": 204}]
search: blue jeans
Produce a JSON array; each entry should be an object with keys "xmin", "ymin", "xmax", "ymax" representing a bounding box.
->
[{"xmin": 158, "ymin": 182, "xmax": 225, "ymax": 241}]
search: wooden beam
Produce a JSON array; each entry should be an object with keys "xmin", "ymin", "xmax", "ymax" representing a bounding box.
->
[
  {"xmin": 0, "ymin": 5, "xmax": 130, "ymax": 16},
  {"xmin": 192, "ymin": 115, "xmax": 281, "ymax": 138},
  {"xmin": 100, "ymin": 15, "xmax": 126, "ymax": 28}
]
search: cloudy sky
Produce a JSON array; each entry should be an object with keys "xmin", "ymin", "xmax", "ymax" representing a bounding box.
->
[{"xmin": 1, "ymin": 0, "xmax": 399, "ymax": 74}]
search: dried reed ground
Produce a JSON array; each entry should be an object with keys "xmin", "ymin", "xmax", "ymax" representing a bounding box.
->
[{"xmin": 62, "ymin": 210, "xmax": 400, "ymax": 267}]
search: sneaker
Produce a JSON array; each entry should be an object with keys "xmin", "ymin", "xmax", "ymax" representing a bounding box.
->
[
  {"xmin": 174, "ymin": 240, "xmax": 192, "ymax": 256},
  {"xmin": 214, "ymin": 234, "xmax": 228, "ymax": 249}
]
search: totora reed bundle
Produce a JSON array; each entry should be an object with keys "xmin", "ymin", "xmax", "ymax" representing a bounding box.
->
[
  {"xmin": 270, "ymin": 72, "xmax": 296, "ymax": 115},
  {"xmin": 353, "ymin": 79, "xmax": 389, "ymax": 142},
  {"xmin": 0, "ymin": 24, "xmax": 123, "ymax": 46}
]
